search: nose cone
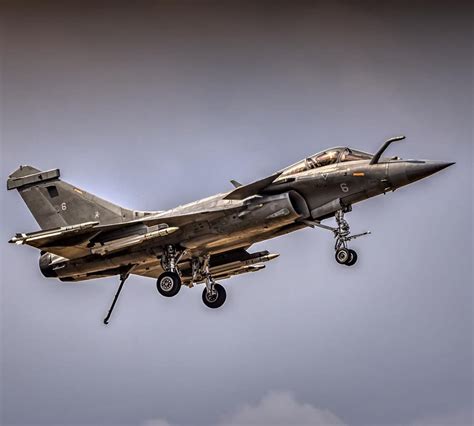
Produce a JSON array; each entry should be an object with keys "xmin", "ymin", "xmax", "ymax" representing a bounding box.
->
[
  {"xmin": 388, "ymin": 160, "xmax": 455, "ymax": 189},
  {"xmin": 406, "ymin": 161, "xmax": 455, "ymax": 183}
]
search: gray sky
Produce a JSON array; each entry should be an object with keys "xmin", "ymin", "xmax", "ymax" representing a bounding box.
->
[{"xmin": 1, "ymin": 1, "xmax": 472, "ymax": 425}]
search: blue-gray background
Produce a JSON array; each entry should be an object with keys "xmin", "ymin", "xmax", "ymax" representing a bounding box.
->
[{"xmin": 1, "ymin": 1, "xmax": 472, "ymax": 425}]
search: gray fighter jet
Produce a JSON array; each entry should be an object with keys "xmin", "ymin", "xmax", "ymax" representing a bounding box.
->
[{"xmin": 7, "ymin": 136, "xmax": 454, "ymax": 323}]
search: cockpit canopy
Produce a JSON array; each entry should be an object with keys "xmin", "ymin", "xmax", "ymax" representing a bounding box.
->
[{"xmin": 280, "ymin": 147, "xmax": 373, "ymax": 177}]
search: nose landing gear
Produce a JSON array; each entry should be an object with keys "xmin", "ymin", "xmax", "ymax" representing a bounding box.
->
[
  {"xmin": 304, "ymin": 208, "xmax": 369, "ymax": 267},
  {"xmin": 333, "ymin": 210, "xmax": 368, "ymax": 266}
]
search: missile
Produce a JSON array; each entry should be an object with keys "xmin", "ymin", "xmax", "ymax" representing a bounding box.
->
[
  {"xmin": 242, "ymin": 252, "xmax": 279, "ymax": 265},
  {"xmin": 91, "ymin": 226, "xmax": 179, "ymax": 255},
  {"xmin": 213, "ymin": 263, "xmax": 266, "ymax": 281},
  {"xmin": 9, "ymin": 221, "xmax": 99, "ymax": 245},
  {"xmin": 240, "ymin": 264, "xmax": 266, "ymax": 272},
  {"xmin": 209, "ymin": 252, "xmax": 279, "ymax": 275}
]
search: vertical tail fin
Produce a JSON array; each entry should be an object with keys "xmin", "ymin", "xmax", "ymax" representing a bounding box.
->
[{"xmin": 7, "ymin": 165, "xmax": 134, "ymax": 229}]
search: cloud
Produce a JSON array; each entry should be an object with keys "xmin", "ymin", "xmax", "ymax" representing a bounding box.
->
[
  {"xmin": 142, "ymin": 419, "xmax": 172, "ymax": 426},
  {"xmin": 409, "ymin": 408, "xmax": 473, "ymax": 426},
  {"xmin": 141, "ymin": 397, "xmax": 473, "ymax": 426},
  {"xmin": 141, "ymin": 392, "xmax": 344, "ymax": 426},
  {"xmin": 218, "ymin": 391, "xmax": 346, "ymax": 426}
]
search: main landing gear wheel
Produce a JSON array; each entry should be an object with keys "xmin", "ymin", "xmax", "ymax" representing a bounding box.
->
[
  {"xmin": 157, "ymin": 271, "xmax": 181, "ymax": 297},
  {"xmin": 202, "ymin": 283, "xmax": 226, "ymax": 309},
  {"xmin": 346, "ymin": 249, "xmax": 358, "ymax": 266}
]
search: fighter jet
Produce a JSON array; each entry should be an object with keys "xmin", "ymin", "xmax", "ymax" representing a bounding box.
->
[{"xmin": 7, "ymin": 136, "xmax": 454, "ymax": 323}]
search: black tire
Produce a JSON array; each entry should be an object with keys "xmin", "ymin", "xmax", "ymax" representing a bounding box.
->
[
  {"xmin": 346, "ymin": 249, "xmax": 358, "ymax": 266},
  {"xmin": 335, "ymin": 248, "xmax": 350, "ymax": 265},
  {"xmin": 157, "ymin": 271, "xmax": 181, "ymax": 297},
  {"xmin": 202, "ymin": 283, "xmax": 226, "ymax": 309}
]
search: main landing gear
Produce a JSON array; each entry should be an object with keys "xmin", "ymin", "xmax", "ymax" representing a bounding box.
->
[
  {"xmin": 156, "ymin": 246, "xmax": 227, "ymax": 309},
  {"xmin": 200, "ymin": 254, "xmax": 226, "ymax": 309},
  {"xmin": 156, "ymin": 245, "xmax": 185, "ymax": 297},
  {"xmin": 102, "ymin": 246, "xmax": 226, "ymax": 324}
]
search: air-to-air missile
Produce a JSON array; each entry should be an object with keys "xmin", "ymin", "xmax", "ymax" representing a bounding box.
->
[{"xmin": 90, "ymin": 226, "xmax": 180, "ymax": 255}]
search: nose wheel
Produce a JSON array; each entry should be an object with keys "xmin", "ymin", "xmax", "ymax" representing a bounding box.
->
[
  {"xmin": 335, "ymin": 248, "xmax": 350, "ymax": 264},
  {"xmin": 335, "ymin": 248, "xmax": 358, "ymax": 266}
]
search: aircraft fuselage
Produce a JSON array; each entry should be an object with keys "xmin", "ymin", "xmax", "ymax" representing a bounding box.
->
[{"xmin": 44, "ymin": 157, "xmax": 451, "ymax": 283}]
